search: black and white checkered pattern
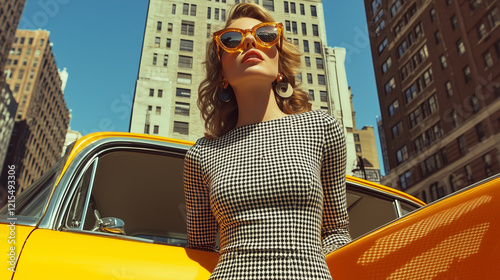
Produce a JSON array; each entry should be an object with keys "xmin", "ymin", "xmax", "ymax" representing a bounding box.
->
[{"xmin": 184, "ymin": 110, "xmax": 351, "ymax": 279}]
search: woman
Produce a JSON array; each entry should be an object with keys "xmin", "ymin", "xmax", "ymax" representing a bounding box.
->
[{"xmin": 184, "ymin": 3, "xmax": 350, "ymax": 279}]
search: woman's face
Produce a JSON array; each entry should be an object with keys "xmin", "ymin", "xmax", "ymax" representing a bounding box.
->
[{"xmin": 220, "ymin": 17, "xmax": 280, "ymax": 89}]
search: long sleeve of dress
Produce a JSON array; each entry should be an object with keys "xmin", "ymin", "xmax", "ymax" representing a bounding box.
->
[
  {"xmin": 184, "ymin": 142, "xmax": 218, "ymax": 252},
  {"xmin": 320, "ymin": 116, "xmax": 351, "ymax": 255}
]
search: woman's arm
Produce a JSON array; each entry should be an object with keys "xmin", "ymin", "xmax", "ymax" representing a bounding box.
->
[
  {"xmin": 184, "ymin": 144, "xmax": 218, "ymax": 252},
  {"xmin": 321, "ymin": 116, "xmax": 351, "ymax": 255}
]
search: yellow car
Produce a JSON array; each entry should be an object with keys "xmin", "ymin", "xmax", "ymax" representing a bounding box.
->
[{"xmin": 1, "ymin": 132, "xmax": 498, "ymax": 279}]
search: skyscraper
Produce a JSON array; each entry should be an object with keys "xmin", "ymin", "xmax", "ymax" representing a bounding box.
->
[
  {"xmin": 129, "ymin": 0, "xmax": 359, "ymax": 173},
  {"xmin": 365, "ymin": 0, "xmax": 500, "ymax": 202},
  {"xmin": 2, "ymin": 29, "xmax": 70, "ymax": 192}
]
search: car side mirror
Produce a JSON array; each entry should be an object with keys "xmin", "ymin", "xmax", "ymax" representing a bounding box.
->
[{"xmin": 91, "ymin": 210, "xmax": 126, "ymax": 235}]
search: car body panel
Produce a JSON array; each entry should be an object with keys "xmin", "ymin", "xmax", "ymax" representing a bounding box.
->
[
  {"xmin": 326, "ymin": 176, "xmax": 500, "ymax": 279},
  {"xmin": 1, "ymin": 132, "xmax": 497, "ymax": 279},
  {"xmin": 13, "ymin": 229, "xmax": 218, "ymax": 280},
  {"xmin": 0, "ymin": 225, "xmax": 35, "ymax": 280}
]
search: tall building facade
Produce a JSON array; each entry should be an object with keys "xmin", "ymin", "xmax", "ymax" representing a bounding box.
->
[
  {"xmin": 349, "ymin": 90, "xmax": 381, "ymax": 183},
  {"xmin": 0, "ymin": 85, "xmax": 17, "ymax": 174},
  {"xmin": 365, "ymin": 0, "xmax": 500, "ymax": 202},
  {"xmin": 2, "ymin": 29, "xmax": 70, "ymax": 192},
  {"xmin": 129, "ymin": 0, "xmax": 358, "ymax": 173},
  {"xmin": 0, "ymin": 0, "xmax": 27, "ymax": 87}
]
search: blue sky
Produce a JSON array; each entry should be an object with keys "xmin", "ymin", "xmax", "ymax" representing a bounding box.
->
[{"xmin": 19, "ymin": 0, "xmax": 382, "ymax": 172}]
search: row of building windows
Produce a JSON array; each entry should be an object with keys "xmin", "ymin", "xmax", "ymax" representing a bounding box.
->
[
  {"xmin": 13, "ymin": 37, "xmax": 44, "ymax": 47},
  {"xmin": 5, "ymin": 67, "xmax": 37, "ymax": 81},
  {"xmin": 144, "ymin": 121, "xmax": 189, "ymax": 135},
  {"xmin": 284, "ymin": 2, "xmax": 317, "ymax": 17},
  {"xmin": 147, "ymin": 87, "xmax": 193, "ymax": 99},
  {"xmin": 306, "ymin": 89, "xmax": 327, "ymax": 102},
  {"xmin": 157, "ymin": 20, "xmax": 195, "ymax": 36},
  {"xmin": 9, "ymin": 47, "xmax": 42, "ymax": 57},
  {"xmin": 206, "ymin": 7, "xmax": 226, "ymax": 21},
  {"xmin": 296, "ymin": 73, "xmax": 325, "ymax": 86},
  {"xmin": 284, "ymin": 21, "xmax": 319, "ymax": 37}
]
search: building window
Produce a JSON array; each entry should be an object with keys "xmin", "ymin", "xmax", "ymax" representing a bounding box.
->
[
  {"xmin": 174, "ymin": 121, "xmax": 189, "ymax": 135},
  {"xmin": 465, "ymin": 164, "xmax": 473, "ymax": 183},
  {"xmin": 178, "ymin": 56, "xmax": 193, "ymax": 69},
  {"xmin": 305, "ymin": 56, "xmax": 311, "ymax": 67},
  {"xmin": 388, "ymin": 99, "xmax": 399, "ymax": 116},
  {"xmin": 284, "ymin": 1, "xmax": 289, "ymax": 13},
  {"xmin": 312, "ymin": 24, "xmax": 319, "ymax": 36},
  {"xmin": 435, "ymin": 31, "xmax": 442, "ymax": 44},
  {"xmin": 470, "ymin": 0, "xmax": 482, "ymax": 10},
  {"xmin": 311, "ymin": 5, "xmax": 317, "ymax": 17},
  {"xmin": 463, "ymin": 66, "xmax": 472, "ymax": 83},
  {"xmin": 478, "ymin": 23, "xmax": 487, "ymax": 39},
  {"xmin": 308, "ymin": 90, "xmax": 315, "ymax": 101},
  {"xmin": 404, "ymin": 83, "xmax": 418, "ymax": 103},
  {"xmin": 177, "ymin": 73, "xmax": 192, "ymax": 84},
  {"xmin": 183, "ymin": 3, "xmax": 189, "ymax": 15},
  {"xmin": 320, "ymin": 91, "xmax": 327, "ymax": 102},
  {"xmin": 316, "ymin": 58, "xmax": 324, "ymax": 69},
  {"xmin": 458, "ymin": 135, "xmax": 467, "ymax": 156},
  {"xmin": 290, "ymin": 2, "xmax": 296, "ymax": 13},
  {"xmin": 483, "ymin": 153, "xmax": 493, "ymax": 176},
  {"xmin": 215, "ymin": 8, "xmax": 219, "ymax": 20},
  {"xmin": 166, "ymin": 38, "xmax": 171, "ymax": 48},
  {"xmin": 153, "ymin": 125, "xmax": 159, "ymax": 134},
  {"xmin": 300, "ymin": 3, "xmax": 305, "ymax": 15},
  {"xmin": 207, "ymin": 7, "xmax": 211, "ymax": 19},
  {"xmin": 397, "ymin": 40, "xmax": 408, "ymax": 58},
  {"xmin": 392, "ymin": 121, "xmax": 403, "ymax": 138},
  {"xmin": 172, "ymin": 4, "xmax": 176, "ymax": 14},
  {"xmin": 378, "ymin": 37, "xmax": 388, "ymax": 54},
  {"xmin": 181, "ymin": 21, "xmax": 195, "ymax": 36},
  {"xmin": 428, "ymin": 94, "xmax": 438, "ymax": 114},
  {"xmin": 155, "ymin": 106, "xmax": 161, "ymax": 115},
  {"xmin": 292, "ymin": 21, "xmax": 298, "ymax": 34},
  {"xmin": 430, "ymin": 8, "xmax": 436, "ymax": 21},
  {"xmin": 163, "ymin": 55, "xmax": 168, "ymax": 66},
  {"xmin": 180, "ymin": 39, "xmax": 194, "ymax": 52},
  {"xmin": 440, "ymin": 55, "xmax": 447, "ymax": 69},
  {"xmin": 476, "ymin": 122, "xmax": 485, "ymax": 141},
  {"xmin": 307, "ymin": 73, "xmax": 313, "ymax": 84},
  {"xmin": 149, "ymin": 88, "xmax": 154, "ymax": 97},
  {"xmin": 354, "ymin": 134, "xmax": 360, "ymax": 142},
  {"xmin": 190, "ymin": 4, "xmax": 197, "ymax": 16},
  {"xmin": 399, "ymin": 170, "xmax": 412, "ymax": 189},
  {"xmin": 381, "ymin": 56, "xmax": 392, "ymax": 74},
  {"xmin": 445, "ymin": 81, "xmax": 453, "ymax": 97},
  {"xmin": 176, "ymin": 88, "xmax": 191, "ymax": 98},
  {"xmin": 301, "ymin": 22, "xmax": 307, "ymax": 35},
  {"xmin": 168, "ymin": 23, "xmax": 173, "ymax": 32},
  {"xmin": 409, "ymin": 108, "xmax": 422, "ymax": 129},
  {"xmin": 385, "ymin": 77, "xmax": 396, "ymax": 95},
  {"xmin": 318, "ymin": 75, "xmax": 326, "ymax": 85},
  {"xmin": 221, "ymin": 9, "xmax": 226, "ymax": 21},
  {"xmin": 451, "ymin": 110, "xmax": 460, "ymax": 128},
  {"xmin": 471, "ymin": 95, "xmax": 480, "ymax": 113},
  {"xmin": 422, "ymin": 68, "xmax": 433, "ymax": 87},
  {"xmin": 487, "ymin": 7, "xmax": 500, "ymax": 28},
  {"xmin": 483, "ymin": 51, "xmax": 493, "ymax": 68},
  {"xmin": 157, "ymin": 21, "xmax": 162, "ymax": 31},
  {"xmin": 303, "ymin": 40, "xmax": 309, "ymax": 52},
  {"xmin": 263, "ymin": 0, "xmax": 274, "ymax": 11},
  {"xmin": 396, "ymin": 145, "xmax": 408, "ymax": 164},
  {"xmin": 371, "ymin": 0, "xmax": 382, "ymax": 13},
  {"xmin": 175, "ymin": 102, "xmax": 190, "ymax": 116},
  {"xmin": 451, "ymin": 15, "xmax": 458, "ymax": 29},
  {"xmin": 314, "ymin": 42, "xmax": 321, "ymax": 53},
  {"xmin": 158, "ymin": 89, "xmax": 163, "ymax": 98},
  {"xmin": 355, "ymin": 144, "xmax": 362, "ymax": 153},
  {"xmin": 457, "ymin": 39, "xmax": 466, "ymax": 55},
  {"xmin": 391, "ymin": 0, "xmax": 402, "ymax": 17}
]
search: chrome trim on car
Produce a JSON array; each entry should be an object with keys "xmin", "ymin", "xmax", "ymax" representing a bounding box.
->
[
  {"xmin": 79, "ymin": 158, "xmax": 99, "ymax": 230},
  {"xmin": 38, "ymin": 136, "xmax": 191, "ymax": 230},
  {"xmin": 393, "ymin": 199, "xmax": 403, "ymax": 218}
]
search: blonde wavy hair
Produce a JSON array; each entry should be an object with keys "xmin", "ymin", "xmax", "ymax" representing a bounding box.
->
[{"xmin": 198, "ymin": 3, "xmax": 310, "ymax": 138}]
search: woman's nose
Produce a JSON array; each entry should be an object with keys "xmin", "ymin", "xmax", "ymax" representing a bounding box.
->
[{"xmin": 242, "ymin": 32, "xmax": 257, "ymax": 50}]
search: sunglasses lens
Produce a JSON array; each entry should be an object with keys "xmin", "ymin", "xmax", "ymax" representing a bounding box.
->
[
  {"xmin": 220, "ymin": 31, "xmax": 243, "ymax": 49},
  {"xmin": 256, "ymin": 26, "xmax": 278, "ymax": 43}
]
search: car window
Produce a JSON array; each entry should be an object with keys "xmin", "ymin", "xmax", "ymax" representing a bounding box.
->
[
  {"xmin": 0, "ymin": 161, "xmax": 59, "ymax": 221},
  {"xmin": 64, "ymin": 149, "xmax": 188, "ymax": 246},
  {"xmin": 346, "ymin": 186, "xmax": 398, "ymax": 240}
]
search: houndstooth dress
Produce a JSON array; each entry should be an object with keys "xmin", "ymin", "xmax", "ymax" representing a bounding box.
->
[{"xmin": 184, "ymin": 110, "xmax": 351, "ymax": 279}]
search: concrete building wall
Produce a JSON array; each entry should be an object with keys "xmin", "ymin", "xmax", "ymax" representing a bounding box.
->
[{"xmin": 130, "ymin": 0, "xmax": 357, "ymax": 163}]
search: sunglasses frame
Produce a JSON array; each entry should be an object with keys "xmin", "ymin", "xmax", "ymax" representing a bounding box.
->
[{"xmin": 213, "ymin": 22, "xmax": 283, "ymax": 59}]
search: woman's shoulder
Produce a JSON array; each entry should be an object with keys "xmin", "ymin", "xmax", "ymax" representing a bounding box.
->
[{"xmin": 292, "ymin": 110, "xmax": 339, "ymax": 126}]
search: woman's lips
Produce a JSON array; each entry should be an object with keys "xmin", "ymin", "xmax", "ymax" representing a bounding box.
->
[{"xmin": 242, "ymin": 50, "xmax": 264, "ymax": 63}]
